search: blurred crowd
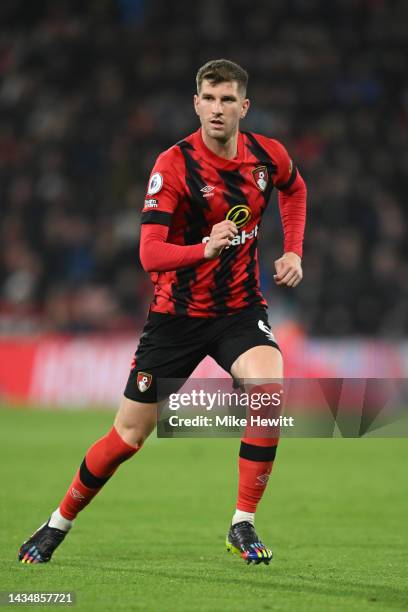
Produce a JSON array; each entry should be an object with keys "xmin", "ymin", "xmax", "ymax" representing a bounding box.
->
[{"xmin": 0, "ymin": 0, "xmax": 407, "ymax": 336}]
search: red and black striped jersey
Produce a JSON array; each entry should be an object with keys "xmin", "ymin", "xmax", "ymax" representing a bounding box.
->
[{"xmin": 141, "ymin": 128, "xmax": 298, "ymax": 317}]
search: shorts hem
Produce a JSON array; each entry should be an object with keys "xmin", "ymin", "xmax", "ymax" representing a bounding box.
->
[
  {"xmin": 220, "ymin": 340, "xmax": 281, "ymax": 374},
  {"xmin": 123, "ymin": 391, "xmax": 158, "ymax": 404}
]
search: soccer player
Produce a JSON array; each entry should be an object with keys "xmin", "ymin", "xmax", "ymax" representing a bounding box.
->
[{"xmin": 19, "ymin": 59, "xmax": 306, "ymax": 565}]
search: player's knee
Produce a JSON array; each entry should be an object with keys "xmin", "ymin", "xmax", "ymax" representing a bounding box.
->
[
  {"xmin": 114, "ymin": 398, "xmax": 157, "ymax": 448},
  {"xmin": 114, "ymin": 423, "xmax": 150, "ymax": 448},
  {"xmin": 231, "ymin": 345, "xmax": 283, "ymax": 380}
]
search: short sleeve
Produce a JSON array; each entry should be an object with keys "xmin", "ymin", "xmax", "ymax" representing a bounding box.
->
[{"xmin": 141, "ymin": 148, "xmax": 182, "ymax": 226}]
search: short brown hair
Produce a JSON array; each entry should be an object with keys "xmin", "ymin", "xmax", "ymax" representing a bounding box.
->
[{"xmin": 196, "ymin": 59, "xmax": 248, "ymax": 96}]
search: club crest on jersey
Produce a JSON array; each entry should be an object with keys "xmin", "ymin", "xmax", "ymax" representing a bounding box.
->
[
  {"xmin": 226, "ymin": 204, "xmax": 252, "ymax": 229},
  {"xmin": 137, "ymin": 372, "xmax": 152, "ymax": 393},
  {"xmin": 147, "ymin": 172, "xmax": 163, "ymax": 195},
  {"xmin": 252, "ymin": 166, "xmax": 268, "ymax": 192}
]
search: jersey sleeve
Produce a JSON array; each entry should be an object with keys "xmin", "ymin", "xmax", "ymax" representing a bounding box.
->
[
  {"xmin": 141, "ymin": 148, "xmax": 183, "ymax": 227},
  {"xmin": 264, "ymin": 138, "xmax": 298, "ymax": 190},
  {"xmin": 139, "ymin": 225, "xmax": 206, "ymax": 272},
  {"xmin": 254, "ymin": 135, "xmax": 306, "ymax": 256}
]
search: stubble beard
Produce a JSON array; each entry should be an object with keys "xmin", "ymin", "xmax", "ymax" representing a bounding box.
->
[{"xmin": 204, "ymin": 121, "xmax": 234, "ymax": 144}]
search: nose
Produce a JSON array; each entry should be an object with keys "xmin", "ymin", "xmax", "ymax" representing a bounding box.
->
[{"xmin": 212, "ymin": 99, "xmax": 223, "ymax": 115}]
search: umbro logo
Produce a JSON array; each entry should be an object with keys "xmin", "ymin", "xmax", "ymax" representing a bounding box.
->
[
  {"xmin": 200, "ymin": 185, "xmax": 215, "ymax": 198},
  {"xmin": 257, "ymin": 471, "xmax": 271, "ymax": 486},
  {"xmin": 70, "ymin": 487, "xmax": 85, "ymax": 500}
]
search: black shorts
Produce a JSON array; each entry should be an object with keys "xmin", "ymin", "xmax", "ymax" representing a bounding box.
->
[{"xmin": 124, "ymin": 306, "xmax": 281, "ymax": 403}]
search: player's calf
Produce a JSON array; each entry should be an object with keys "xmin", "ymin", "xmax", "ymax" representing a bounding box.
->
[{"xmin": 18, "ymin": 419, "xmax": 143, "ymax": 564}]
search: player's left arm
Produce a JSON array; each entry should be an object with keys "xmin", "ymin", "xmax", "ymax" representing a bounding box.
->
[{"xmin": 270, "ymin": 140, "xmax": 307, "ymax": 288}]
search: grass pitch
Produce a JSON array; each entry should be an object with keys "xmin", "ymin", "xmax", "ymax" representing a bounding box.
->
[{"xmin": 0, "ymin": 406, "xmax": 407, "ymax": 611}]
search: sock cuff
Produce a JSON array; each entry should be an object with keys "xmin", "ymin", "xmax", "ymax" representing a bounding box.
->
[
  {"xmin": 84, "ymin": 426, "xmax": 140, "ymax": 481},
  {"xmin": 110, "ymin": 426, "xmax": 141, "ymax": 453},
  {"xmin": 241, "ymin": 437, "xmax": 279, "ymax": 447},
  {"xmin": 239, "ymin": 441, "xmax": 277, "ymax": 462},
  {"xmin": 80, "ymin": 459, "xmax": 110, "ymax": 488}
]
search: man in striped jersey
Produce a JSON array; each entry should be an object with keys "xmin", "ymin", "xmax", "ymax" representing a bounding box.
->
[{"xmin": 19, "ymin": 59, "xmax": 306, "ymax": 566}]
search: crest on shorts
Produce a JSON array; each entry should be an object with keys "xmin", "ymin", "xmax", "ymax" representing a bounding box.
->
[
  {"xmin": 252, "ymin": 166, "xmax": 268, "ymax": 192},
  {"xmin": 137, "ymin": 372, "xmax": 152, "ymax": 393}
]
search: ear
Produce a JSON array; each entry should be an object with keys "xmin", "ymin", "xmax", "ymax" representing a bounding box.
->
[
  {"xmin": 193, "ymin": 94, "xmax": 200, "ymax": 116},
  {"xmin": 240, "ymin": 98, "xmax": 250, "ymax": 119}
]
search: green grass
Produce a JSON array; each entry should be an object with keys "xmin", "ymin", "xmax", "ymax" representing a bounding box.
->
[{"xmin": 0, "ymin": 406, "xmax": 407, "ymax": 611}]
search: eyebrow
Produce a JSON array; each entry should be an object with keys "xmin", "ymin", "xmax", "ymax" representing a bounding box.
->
[{"xmin": 201, "ymin": 93, "xmax": 238, "ymax": 101}]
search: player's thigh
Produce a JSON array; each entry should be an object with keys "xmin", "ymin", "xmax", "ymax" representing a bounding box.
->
[
  {"xmin": 230, "ymin": 345, "xmax": 283, "ymax": 380},
  {"xmin": 210, "ymin": 307, "xmax": 283, "ymax": 380},
  {"xmin": 114, "ymin": 396, "xmax": 158, "ymax": 447},
  {"xmin": 125, "ymin": 312, "xmax": 207, "ymax": 404}
]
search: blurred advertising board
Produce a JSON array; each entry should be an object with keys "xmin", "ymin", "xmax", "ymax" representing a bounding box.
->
[{"xmin": 0, "ymin": 327, "xmax": 407, "ymax": 408}]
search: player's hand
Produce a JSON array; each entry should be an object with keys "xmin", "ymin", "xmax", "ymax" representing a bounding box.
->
[
  {"xmin": 204, "ymin": 221, "xmax": 238, "ymax": 259},
  {"xmin": 274, "ymin": 252, "xmax": 303, "ymax": 287}
]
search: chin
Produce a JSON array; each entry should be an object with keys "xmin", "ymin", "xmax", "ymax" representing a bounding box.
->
[{"xmin": 207, "ymin": 127, "xmax": 228, "ymax": 142}]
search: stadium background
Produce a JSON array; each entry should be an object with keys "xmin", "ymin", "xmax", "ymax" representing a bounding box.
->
[{"xmin": 1, "ymin": 1, "xmax": 407, "ymax": 611}]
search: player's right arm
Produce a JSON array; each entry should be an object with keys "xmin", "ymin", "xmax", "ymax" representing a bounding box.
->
[
  {"xmin": 202, "ymin": 221, "xmax": 238, "ymax": 259},
  {"xmin": 139, "ymin": 149, "xmax": 237, "ymax": 272}
]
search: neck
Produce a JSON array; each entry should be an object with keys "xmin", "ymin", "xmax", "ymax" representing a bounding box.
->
[{"xmin": 201, "ymin": 128, "xmax": 239, "ymax": 160}]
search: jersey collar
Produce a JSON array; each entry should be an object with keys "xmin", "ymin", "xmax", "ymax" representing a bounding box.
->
[{"xmin": 193, "ymin": 128, "xmax": 244, "ymax": 169}]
